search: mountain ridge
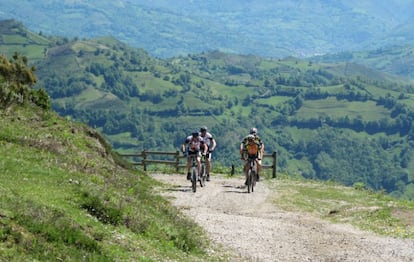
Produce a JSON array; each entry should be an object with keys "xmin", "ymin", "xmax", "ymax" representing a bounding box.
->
[{"xmin": 1, "ymin": 0, "xmax": 414, "ymax": 58}]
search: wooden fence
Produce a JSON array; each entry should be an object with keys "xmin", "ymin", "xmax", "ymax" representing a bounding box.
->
[{"xmin": 119, "ymin": 150, "xmax": 277, "ymax": 178}]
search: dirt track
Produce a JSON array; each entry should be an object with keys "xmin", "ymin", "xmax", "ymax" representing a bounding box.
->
[{"xmin": 150, "ymin": 173, "xmax": 414, "ymax": 261}]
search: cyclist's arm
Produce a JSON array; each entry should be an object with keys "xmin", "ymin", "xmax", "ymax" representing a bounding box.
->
[
  {"xmin": 258, "ymin": 141, "xmax": 264, "ymax": 159},
  {"xmin": 210, "ymin": 138, "xmax": 217, "ymax": 151},
  {"xmin": 181, "ymin": 144, "xmax": 186, "ymax": 153},
  {"xmin": 240, "ymin": 140, "xmax": 246, "ymax": 157},
  {"xmin": 181, "ymin": 139, "xmax": 189, "ymax": 153}
]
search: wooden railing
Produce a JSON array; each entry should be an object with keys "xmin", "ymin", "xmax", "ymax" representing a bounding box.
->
[
  {"xmin": 119, "ymin": 150, "xmax": 277, "ymax": 178},
  {"xmin": 120, "ymin": 150, "xmax": 184, "ymax": 172}
]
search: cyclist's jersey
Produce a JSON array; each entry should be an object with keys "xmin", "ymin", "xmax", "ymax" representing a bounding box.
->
[
  {"xmin": 184, "ymin": 136, "xmax": 205, "ymax": 153},
  {"xmin": 200, "ymin": 132, "xmax": 214, "ymax": 148},
  {"xmin": 242, "ymin": 135, "xmax": 262, "ymax": 147}
]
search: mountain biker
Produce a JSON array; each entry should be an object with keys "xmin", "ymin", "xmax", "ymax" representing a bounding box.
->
[
  {"xmin": 181, "ymin": 130, "xmax": 207, "ymax": 180},
  {"xmin": 240, "ymin": 127, "xmax": 264, "ymax": 184},
  {"xmin": 199, "ymin": 126, "xmax": 216, "ymax": 181}
]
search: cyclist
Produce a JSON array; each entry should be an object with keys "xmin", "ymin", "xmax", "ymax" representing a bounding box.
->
[
  {"xmin": 199, "ymin": 126, "xmax": 216, "ymax": 181},
  {"xmin": 181, "ymin": 130, "xmax": 207, "ymax": 180},
  {"xmin": 240, "ymin": 127, "xmax": 264, "ymax": 184}
]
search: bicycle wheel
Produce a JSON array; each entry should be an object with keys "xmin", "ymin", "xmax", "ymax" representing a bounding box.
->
[
  {"xmin": 191, "ymin": 166, "xmax": 197, "ymax": 192},
  {"xmin": 247, "ymin": 169, "xmax": 252, "ymax": 193},
  {"xmin": 200, "ymin": 163, "xmax": 206, "ymax": 187},
  {"xmin": 250, "ymin": 170, "xmax": 256, "ymax": 192}
]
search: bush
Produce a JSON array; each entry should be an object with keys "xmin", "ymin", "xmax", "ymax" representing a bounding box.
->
[
  {"xmin": 80, "ymin": 192, "xmax": 123, "ymax": 225},
  {"xmin": 0, "ymin": 53, "xmax": 51, "ymax": 110},
  {"xmin": 30, "ymin": 88, "xmax": 51, "ymax": 110}
]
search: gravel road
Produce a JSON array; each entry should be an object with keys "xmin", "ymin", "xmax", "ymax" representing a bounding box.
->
[{"xmin": 150, "ymin": 173, "xmax": 414, "ymax": 261}]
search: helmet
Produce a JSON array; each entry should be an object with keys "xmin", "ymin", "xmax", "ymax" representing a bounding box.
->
[
  {"xmin": 250, "ymin": 127, "xmax": 257, "ymax": 134},
  {"xmin": 247, "ymin": 134, "xmax": 255, "ymax": 141},
  {"xmin": 192, "ymin": 130, "xmax": 199, "ymax": 137},
  {"xmin": 200, "ymin": 126, "xmax": 207, "ymax": 132}
]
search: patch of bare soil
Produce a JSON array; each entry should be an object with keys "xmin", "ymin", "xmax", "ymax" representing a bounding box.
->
[{"xmin": 151, "ymin": 173, "xmax": 414, "ymax": 262}]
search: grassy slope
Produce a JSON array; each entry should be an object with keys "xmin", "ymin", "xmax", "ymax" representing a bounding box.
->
[
  {"xmin": 0, "ymin": 105, "xmax": 225, "ymax": 261},
  {"xmin": 313, "ymin": 45, "xmax": 414, "ymax": 79},
  {"xmin": 0, "ymin": 20, "xmax": 50, "ymax": 63}
]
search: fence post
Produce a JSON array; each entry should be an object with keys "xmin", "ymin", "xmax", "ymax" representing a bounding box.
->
[
  {"xmin": 175, "ymin": 150, "xmax": 180, "ymax": 172},
  {"xmin": 231, "ymin": 164, "xmax": 235, "ymax": 176},
  {"xmin": 272, "ymin": 151, "xmax": 277, "ymax": 178},
  {"xmin": 142, "ymin": 149, "xmax": 147, "ymax": 171}
]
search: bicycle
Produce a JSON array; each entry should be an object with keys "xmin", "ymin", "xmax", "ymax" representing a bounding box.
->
[
  {"xmin": 245, "ymin": 155, "xmax": 258, "ymax": 193},
  {"xmin": 189, "ymin": 154, "xmax": 199, "ymax": 193}
]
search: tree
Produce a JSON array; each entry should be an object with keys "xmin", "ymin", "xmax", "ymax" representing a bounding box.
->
[{"xmin": 0, "ymin": 53, "xmax": 49, "ymax": 109}]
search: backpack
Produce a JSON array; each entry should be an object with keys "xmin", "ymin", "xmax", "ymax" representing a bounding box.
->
[
  {"xmin": 189, "ymin": 138, "xmax": 201, "ymax": 152},
  {"xmin": 246, "ymin": 142, "xmax": 259, "ymax": 156}
]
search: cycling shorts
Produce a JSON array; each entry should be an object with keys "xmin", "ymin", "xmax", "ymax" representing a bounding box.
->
[{"xmin": 188, "ymin": 151, "xmax": 201, "ymax": 157}]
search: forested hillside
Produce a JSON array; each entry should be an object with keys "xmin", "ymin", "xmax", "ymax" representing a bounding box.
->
[{"xmin": 1, "ymin": 20, "xmax": 414, "ymax": 200}]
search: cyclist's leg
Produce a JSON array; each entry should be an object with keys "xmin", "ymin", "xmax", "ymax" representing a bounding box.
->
[
  {"xmin": 242, "ymin": 153, "xmax": 248, "ymax": 172},
  {"xmin": 206, "ymin": 152, "xmax": 212, "ymax": 180},
  {"xmin": 244, "ymin": 160, "xmax": 249, "ymax": 185},
  {"xmin": 196, "ymin": 153, "xmax": 202, "ymax": 177},
  {"xmin": 256, "ymin": 158, "xmax": 262, "ymax": 181}
]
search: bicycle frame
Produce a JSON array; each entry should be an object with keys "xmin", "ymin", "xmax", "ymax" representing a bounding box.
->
[{"xmin": 246, "ymin": 156, "xmax": 257, "ymax": 193}]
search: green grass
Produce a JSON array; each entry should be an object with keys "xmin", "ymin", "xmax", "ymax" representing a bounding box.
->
[
  {"xmin": 0, "ymin": 32, "xmax": 48, "ymax": 62},
  {"xmin": 270, "ymin": 173, "xmax": 414, "ymax": 238},
  {"xmin": 297, "ymin": 97, "xmax": 390, "ymax": 121},
  {"xmin": 256, "ymin": 96, "xmax": 292, "ymax": 107},
  {"xmin": 0, "ymin": 105, "xmax": 229, "ymax": 261}
]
